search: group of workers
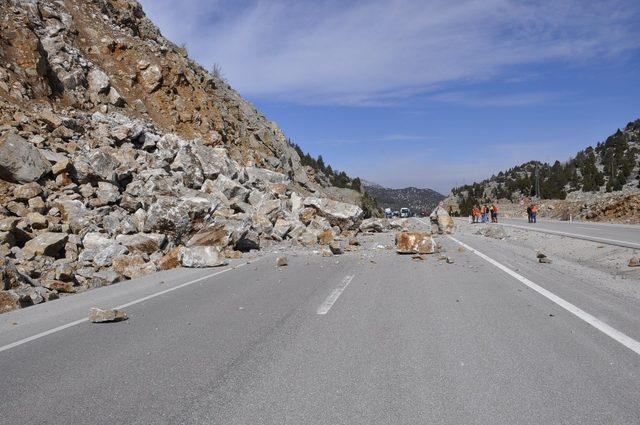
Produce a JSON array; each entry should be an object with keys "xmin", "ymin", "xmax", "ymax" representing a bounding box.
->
[
  {"xmin": 469, "ymin": 201, "xmax": 539, "ymax": 224},
  {"xmin": 471, "ymin": 204, "xmax": 498, "ymax": 223}
]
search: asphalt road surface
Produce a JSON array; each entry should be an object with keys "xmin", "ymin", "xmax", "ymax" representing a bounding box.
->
[
  {"xmin": 1, "ymin": 223, "xmax": 640, "ymax": 424},
  {"xmin": 498, "ymin": 218, "xmax": 640, "ymax": 249}
]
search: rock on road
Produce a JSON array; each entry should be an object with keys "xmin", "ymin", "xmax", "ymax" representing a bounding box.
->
[{"xmin": 1, "ymin": 222, "xmax": 640, "ymax": 424}]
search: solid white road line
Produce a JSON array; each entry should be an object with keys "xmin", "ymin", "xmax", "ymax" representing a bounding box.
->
[
  {"xmin": 499, "ymin": 222, "xmax": 640, "ymax": 249},
  {"xmin": 317, "ymin": 275, "xmax": 355, "ymax": 315},
  {"xmin": 448, "ymin": 236, "xmax": 640, "ymax": 357},
  {"xmin": 0, "ymin": 260, "xmax": 258, "ymax": 354}
]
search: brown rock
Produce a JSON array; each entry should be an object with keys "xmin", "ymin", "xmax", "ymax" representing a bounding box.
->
[
  {"xmin": 318, "ymin": 229, "xmax": 334, "ymax": 245},
  {"xmin": 43, "ymin": 280, "xmax": 76, "ymax": 294},
  {"xmin": 89, "ymin": 307, "xmax": 128, "ymax": 323},
  {"xmin": 0, "ymin": 291, "xmax": 21, "ymax": 314},
  {"xmin": 629, "ymin": 257, "xmax": 640, "ymax": 267},
  {"xmin": 158, "ymin": 247, "xmax": 181, "ymax": 270},
  {"xmin": 186, "ymin": 224, "xmax": 229, "ymax": 248},
  {"xmin": 395, "ymin": 232, "xmax": 436, "ymax": 254},
  {"xmin": 276, "ymin": 256, "xmax": 288, "ymax": 267},
  {"xmin": 298, "ymin": 207, "xmax": 316, "ymax": 225}
]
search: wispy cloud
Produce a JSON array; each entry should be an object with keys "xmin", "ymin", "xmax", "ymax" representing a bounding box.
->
[
  {"xmin": 141, "ymin": 0, "xmax": 640, "ymax": 106},
  {"xmin": 305, "ymin": 134, "xmax": 438, "ymax": 145},
  {"xmin": 428, "ymin": 91, "xmax": 561, "ymax": 107}
]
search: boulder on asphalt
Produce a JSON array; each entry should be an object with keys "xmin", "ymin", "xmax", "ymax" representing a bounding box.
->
[
  {"xmin": 430, "ymin": 207, "xmax": 454, "ymax": 234},
  {"xmin": 89, "ymin": 307, "xmax": 128, "ymax": 323},
  {"xmin": 359, "ymin": 218, "xmax": 387, "ymax": 233},
  {"xmin": 0, "ymin": 133, "xmax": 51, "ymax": 183},
  {"xmin": 23, "ymin": 232, "xmax": 68, "ymax": 257},
  {"xmin": 303, "ymin": 197, "xmax": 363, "ymax": 230},
  {"xmin": 276, "ymin": 256, "xmax": 288, "ymax": 267},
  {"xmin": 395, "ymin": 232, "xmax": 436, "ymax": 254},
  {"xmin": 180, "ymin": 246, "xmax": 226, "ymax": 268}
]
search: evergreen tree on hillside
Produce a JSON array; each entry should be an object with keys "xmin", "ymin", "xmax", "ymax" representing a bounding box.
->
[{"xmin": 580, "ymin": 150, "xmax": 604, "ymax": 192}]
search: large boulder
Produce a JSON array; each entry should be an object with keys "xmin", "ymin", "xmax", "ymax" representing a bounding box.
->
[
  {"xmin": 359, "ymin": 218, "xmax": 387, "ymax": 233},
  {"xmin": 395, "ymin": 232, "xmax": 436, "ymax": 254},
  {"xmin": 0, "ymin": 133, "xmax": 51, "ymax": 183},
  {"xmin": 431, "ymin": 207, "xmax": 454, "ymax": 234},
  {"xmin": 180, "ymin": 246, "xmax": 226, "ymax": 268},
  {"xmin": 144, "ymin": 196, "xmax": 215, "ymax": 239},
  {"xmin": 303, "ymin": 197, "xmax": 363, "ymax": 230}
]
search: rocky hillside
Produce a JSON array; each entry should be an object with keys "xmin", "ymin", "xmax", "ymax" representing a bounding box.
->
[
  {"xmin": 0, "ymin": 0, "xmax": 366, "ymax": 313},
  {"xmin": 449, "ymin": 119, "xmax": 640, "ymax": 216},
  {"xmin": 362, "ymin": 181, "xmax": 445, "ymax": 214}
]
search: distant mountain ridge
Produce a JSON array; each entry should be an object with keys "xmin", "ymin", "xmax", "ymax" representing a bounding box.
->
[{"xmin": 362, "ymin": 182, "xmax": 445, "ymax": 213}]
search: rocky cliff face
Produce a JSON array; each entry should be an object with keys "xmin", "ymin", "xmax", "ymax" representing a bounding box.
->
[
  {"xmin": 1, "ymin": 0, "xmax": 315, "ymax": 185},
  {"xmin": 0, "ymin": 0, "xmax": 363, "ymax": 313}
]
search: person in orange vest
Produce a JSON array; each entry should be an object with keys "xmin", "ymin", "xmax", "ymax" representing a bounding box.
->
[
  {"xmin": 491, "ymin": 203, "xmax": 498, "ymax": 223},
  {"xmin": 530, "ymin": 204, "xmax": 538, "ymax": 223},
  {"xmin": 472, "ymin": 206, "xmax": 480, "ymax": 223}
]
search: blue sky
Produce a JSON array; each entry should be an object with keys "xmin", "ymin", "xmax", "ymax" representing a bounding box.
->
[{"xmin": 140, "ymin": 0, "xmax": 640, "ymax": 194}]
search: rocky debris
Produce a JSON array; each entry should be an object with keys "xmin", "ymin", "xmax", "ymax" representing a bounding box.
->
[
  {"xmin": 475, "ymin": 226, "xmax": 508, "ymax": 240},
  {"xmin": 276, "ymin": 256, "xmax": 288, "ymax": 267},
  {"xmin": 89, "ymin": 307, "xmax": 128, "ymax": 323},
  {"xmin": 359, "ymin": 218, "xmax": 406, "ymax": 233},
  {"xmin": 0, "ymin": 133, "xmax": 51, "ymax": 183},
  {"xmin": 629, "ymin": 257, "xmax": 640, "ymax": 267},
  {"xmin": 395, "ymin": 232, "xmax": 436, "ymax": 254},
  {"xmin": 0, "ymin": 0, "xmax": 369, "ymax": 314}
]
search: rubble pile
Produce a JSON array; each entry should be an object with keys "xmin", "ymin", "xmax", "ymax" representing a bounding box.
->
[{"xmin": 0, "ymin": 0, "xmax": 365, "ymax": 313}]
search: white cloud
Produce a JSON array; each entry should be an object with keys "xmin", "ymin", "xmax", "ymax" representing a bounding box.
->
[{"xmin": 140, "ymin": 0, "xmax": 640, "ymax": 106}]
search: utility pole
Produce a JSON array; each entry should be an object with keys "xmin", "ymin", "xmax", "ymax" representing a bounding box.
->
[{"xmin": 534, "ymin": 163, "xmax": 541, "ymax": 199}]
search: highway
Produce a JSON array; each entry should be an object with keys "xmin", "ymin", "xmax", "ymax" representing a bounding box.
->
[
  {"xmin": 1, "ymin": 224, "xmax": 640, "ymax": 424},
  {"xmin": 498, "ymin": 218, "xmax": 640, "ymax": 249}
]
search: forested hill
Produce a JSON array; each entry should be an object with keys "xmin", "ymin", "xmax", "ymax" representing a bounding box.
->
[{"xmin": 451, "ymin": 119, "xmax": 640, "ymax": 213}]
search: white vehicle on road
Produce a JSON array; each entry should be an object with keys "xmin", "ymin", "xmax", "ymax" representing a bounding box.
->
[{"xmin": 400, "ymin": 207, "xmax": 411, "ymax": 218}]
